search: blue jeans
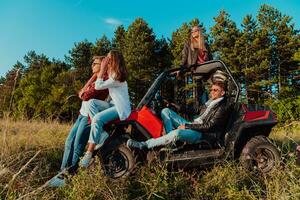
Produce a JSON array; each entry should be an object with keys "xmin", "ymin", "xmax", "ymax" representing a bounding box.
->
[
  {"xmin": 88, "ymin": 99, "xmax": 112, "ymax": 118},
  {"xmin": 61, "ymin": 114, "xmax": 90, "ymax": 172},
  {"xmin": 61, "ymin": 100, "xmax": 111, "ymax": 172},
  {"xmin": 145, "ymin": 108, "xmax": 202, "ymax": 148},
  {"xmin": 89, "ymin": 106, "xmax": 119, "ymax": 147}
]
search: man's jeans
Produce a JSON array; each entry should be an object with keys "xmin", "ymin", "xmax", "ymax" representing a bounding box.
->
[
  {"xmin": 61, "ymin": 100, "xmax": 111, "ymax": 173},
  {"xmin": 145, "ymin": 108, "xmax": 202, "ymax": 149},
  {"xmin": 89, "ymin": 106, "xmax": 119, "ymax": 147}
]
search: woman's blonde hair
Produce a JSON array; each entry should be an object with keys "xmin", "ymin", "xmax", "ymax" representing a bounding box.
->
[
  {"xmin": 109, "ymin": 50, "xmax": 127, "ymax": 82},
  {"xmin": 190, "ymin": 26, "xmax": 207, "ymax": 52}
]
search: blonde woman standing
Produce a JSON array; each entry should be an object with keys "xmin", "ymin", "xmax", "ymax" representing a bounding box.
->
[{"xmin": 181, "ymin": 26, "xmax": 212, "ymax": 67}]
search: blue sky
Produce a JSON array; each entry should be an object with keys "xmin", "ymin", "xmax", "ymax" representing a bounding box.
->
[{"xmin": 0, "ymin": 0, "xmax": 299, "ymax": 77}]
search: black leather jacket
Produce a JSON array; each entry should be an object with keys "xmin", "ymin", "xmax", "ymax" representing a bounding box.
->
[
  {"xmin": 181, "ymin": 41, "xmax": 213, "ymax": 67},
  {"xmin": 185, "ymin": 98, "xmax": 229, "ymax": 138}
]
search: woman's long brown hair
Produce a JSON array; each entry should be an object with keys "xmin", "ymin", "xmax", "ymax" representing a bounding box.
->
[{"xmin": 109, "ymin": 50, "xmax": 128, "ymax": 82}]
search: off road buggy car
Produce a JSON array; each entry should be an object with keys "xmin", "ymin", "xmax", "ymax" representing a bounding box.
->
[{"xmin": 96, "ymin": 60, "xmax": 280, "ymax": 178}]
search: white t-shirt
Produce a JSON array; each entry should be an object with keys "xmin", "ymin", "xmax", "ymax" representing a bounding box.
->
[
  {"xmin": 79, "ymin": 101, "xmax": 89, "ymax": 116},
  {"xmin": 95, "ymin": 77, "xmax": 131, "ymax": 120}
]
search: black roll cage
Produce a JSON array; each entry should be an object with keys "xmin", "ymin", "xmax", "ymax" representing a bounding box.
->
[{"xmin": 137, "ymin": 60, "xmax": 241, "ymax": 110}]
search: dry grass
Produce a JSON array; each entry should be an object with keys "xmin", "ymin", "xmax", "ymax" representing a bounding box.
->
[
  {"xmin": 0, "ymin": 119, "xmax": 70, "ymax": 200},
  {"xmin": 0, "ymin": 119, "xmax": 69, "ymax": 154},
  {"xmin": 271, "ymin": 122, "xmax": 300, "ymax": 142},
  {"xmin": 0, "ymin": 119, "xmax": 299, "ymax": 200}
]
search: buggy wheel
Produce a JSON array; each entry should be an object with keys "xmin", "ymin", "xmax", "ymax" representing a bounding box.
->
[
  {"xmin": 240, "ymin": 135, "xmax": 280, "ymax": 174},
  {"xmin": 100, "ymin": 144, "xmax": 135, "ymax": 178}
]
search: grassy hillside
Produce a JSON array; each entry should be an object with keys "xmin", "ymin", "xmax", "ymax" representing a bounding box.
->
[{"xmin": 0, "ymin": 119, "xmax": 299, "ymax": 200}]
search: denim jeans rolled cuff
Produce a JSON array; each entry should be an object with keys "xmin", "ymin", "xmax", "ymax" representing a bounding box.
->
[
  {"xmin": 161, "ymin": 108, "xmax": 189, "ymax": 134},
  {"xmin": 146, "ymin": 129, "xmax": 202, "ymax": 149},
  {"xmin": 60, "ymin": 114, "xmax": 89, "ymax": 171},
  {"xmin": 88, "ymin": 106, "xmax": 119, "ymax": 146}
]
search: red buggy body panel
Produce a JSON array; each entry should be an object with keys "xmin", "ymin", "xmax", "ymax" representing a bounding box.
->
[
  {"xmin": 241, "ymin": 104, "xmax": 277, "ymax": 123},
  {"xmin": 127, "ymin": 106, "xmax": 163, "ymax": 138},
  {"xmin": 109, "ymin": 106, "xmax": 163, "ymax": 138}
]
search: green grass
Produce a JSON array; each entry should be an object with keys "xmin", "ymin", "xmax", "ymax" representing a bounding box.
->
[{"xmin": 0, "ymin": 119, "xmax": 299, "ymax": 200}]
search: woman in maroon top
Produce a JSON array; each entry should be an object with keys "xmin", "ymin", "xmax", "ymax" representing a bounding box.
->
[
  {"xmin": 47, "ymin": 56, "xmax": 110, "ymax": 187},
  {"xmin": 181, "ymin": 26, "xmax": 212, "ymax": 67}
]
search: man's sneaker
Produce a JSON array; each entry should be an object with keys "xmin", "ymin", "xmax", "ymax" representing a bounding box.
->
[
  {"xmin": 47, "ymin": 175, "xmax": 65, "ymax": 187},
  {"xmin": 80, "ymin": 151, "xmax": 93, "ymax": 168},
  {"xmin": 126, "ymin": 139, "xmax": 147, "ymax": 149}
]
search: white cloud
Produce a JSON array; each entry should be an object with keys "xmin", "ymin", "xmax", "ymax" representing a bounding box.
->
[{"xmin": 104, "ymin": 18, "xmax": 122, "ymax": 26}]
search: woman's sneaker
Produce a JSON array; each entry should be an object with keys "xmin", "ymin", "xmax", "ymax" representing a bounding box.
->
[
  {"xmin": 47, "ymin": 174, "xmax": 65, "ymax": 187},
  {"xmin": 80, "ymin": 152, "xmax": 93, "ymax": 168}
]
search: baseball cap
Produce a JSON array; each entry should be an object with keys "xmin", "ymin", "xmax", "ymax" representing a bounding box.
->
[{"xmin": 212, "ymin": 70, "xmax": 228, "ymax": 83}]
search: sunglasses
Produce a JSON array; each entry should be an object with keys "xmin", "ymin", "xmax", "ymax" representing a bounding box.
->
[{"xmin": 210, "ymin": 88, "xmax": 220, "ymax": 92}]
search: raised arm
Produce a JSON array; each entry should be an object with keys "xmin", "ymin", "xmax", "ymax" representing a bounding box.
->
[
  {"xmin": 97, "ymin": 57, "xmax": 109, "ymax": 79},
  {"xmin": 78, "ymin": 74, "xmax": 97, "ymax": 99},
  {"xmin": 94, "ymin": 77, "xmax": 123, "ymax": 90},
  {"xmin": 181, "ymin": 42, "xmax": 189, "ymax": 67}
]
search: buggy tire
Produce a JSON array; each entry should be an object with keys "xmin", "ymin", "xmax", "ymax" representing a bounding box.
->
[
  {"xmin": 100, "ymin": 143, "xmax": 135, "ymax": 178},
  {"xmin": 240, "ymin": 135, "xmax": 280, "ymax": 174}
]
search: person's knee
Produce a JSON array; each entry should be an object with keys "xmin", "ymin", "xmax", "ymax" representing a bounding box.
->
[
  {"xmin": 87, "ymin": 99, "xmax": 96, "ymax": 106},
  {"xmin": 92, "ymin": 113, "xmax": 105, "ymax": 127},
  {"xmin": 169, "ymin": 129, "xmax": 180, "ymax": 139},
  {"xmin": 173, "ymin": 129, "xmax": 187, "ymax": 140},
  {"xmin": 161, "ymin": 108, "xmax": 171, "ymax": 117}
]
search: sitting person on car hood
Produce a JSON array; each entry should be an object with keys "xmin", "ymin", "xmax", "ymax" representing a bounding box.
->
[{"xmin": 127, "ymin": 70, "xmax": 229, "ymax": 149}]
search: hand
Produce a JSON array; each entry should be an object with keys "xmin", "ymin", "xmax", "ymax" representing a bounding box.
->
[
  {"xmin": 91, "ymin": 73, "xmax": 97, "ymax": 81},
  {"xmin": 96, "ymin": 71, "xmax": 102, "ymax": 78},
  {"xmin": 101, "ymin": 57, "xmax": 110, "ymax": 69},
  {"xmin": 78, "ymin": 89, "xmax": 84, "ymax": 99},
  {"xmin": 170, "ymin": 70, "xmax": 180, "ymax": 77},
  {"xmin": 98, "ymin": 58, "xmax": 109, "ymax": 78},
  {"xmin": 178, "ymin": 124, "xmax": 185, "ymax": 130},
  {"xmin": 170, "ymin": 102, "xmax": 180, "ymax": 110}
]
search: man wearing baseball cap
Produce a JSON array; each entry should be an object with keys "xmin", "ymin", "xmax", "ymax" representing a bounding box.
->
[{"xmin": 127, "ymin": 71, "xmax": 230, "ymax": 150}]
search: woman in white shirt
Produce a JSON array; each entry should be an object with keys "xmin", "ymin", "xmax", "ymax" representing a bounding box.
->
[{"xmin": 80, "ymin": 50, "xmax": 131, "ymax": 168}]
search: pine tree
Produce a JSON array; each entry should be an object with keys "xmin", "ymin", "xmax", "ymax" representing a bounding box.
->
[
  {"xmin": 170, "ymin": 22, "xmax": 190, "ymax": 67},
  {"xmin": 124, "ymin": 18, "xmax": 158, "ymax": 105},
  {"xmin": 24, "ymin": 51, "xmax": 50, "ymax": 72},
  {"xmin": 257, "ymin": 4, "xmax": 299, "ymax": 94},
  {"xmin": 154, "ymin": 37, "xmax": 172, "ymax": 73},
  {"xmin": 43, "ymin": 60, "xmax": 78, "ymax": 120},
  {"xmin": 14, "ymin": 52, "xmax": 51, "ymax": 118},
  {"xmin": 210, "ymin": 10, "xmax": 241, "ymax": 75},
  {"xmin": 92, "ymin": 35, "xmax": 111, "ymax": 56},
  {"xmin": 234, "ymin": 15, "xmax": 271, "ymax": 102},
  {"xmin": 66, "ymin": 40, "xmax": 93, "ymax": 82},
  {"xmin": 292, "ymin": 47, "xmax": 300, "ymax": 90},
  {"xmin": 13, "ymin": 52, "xmax": 71, "ymax": 119},
  {"xmin": 112, "ymin": 25, "xmax": 126, "ymax": 53}
]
